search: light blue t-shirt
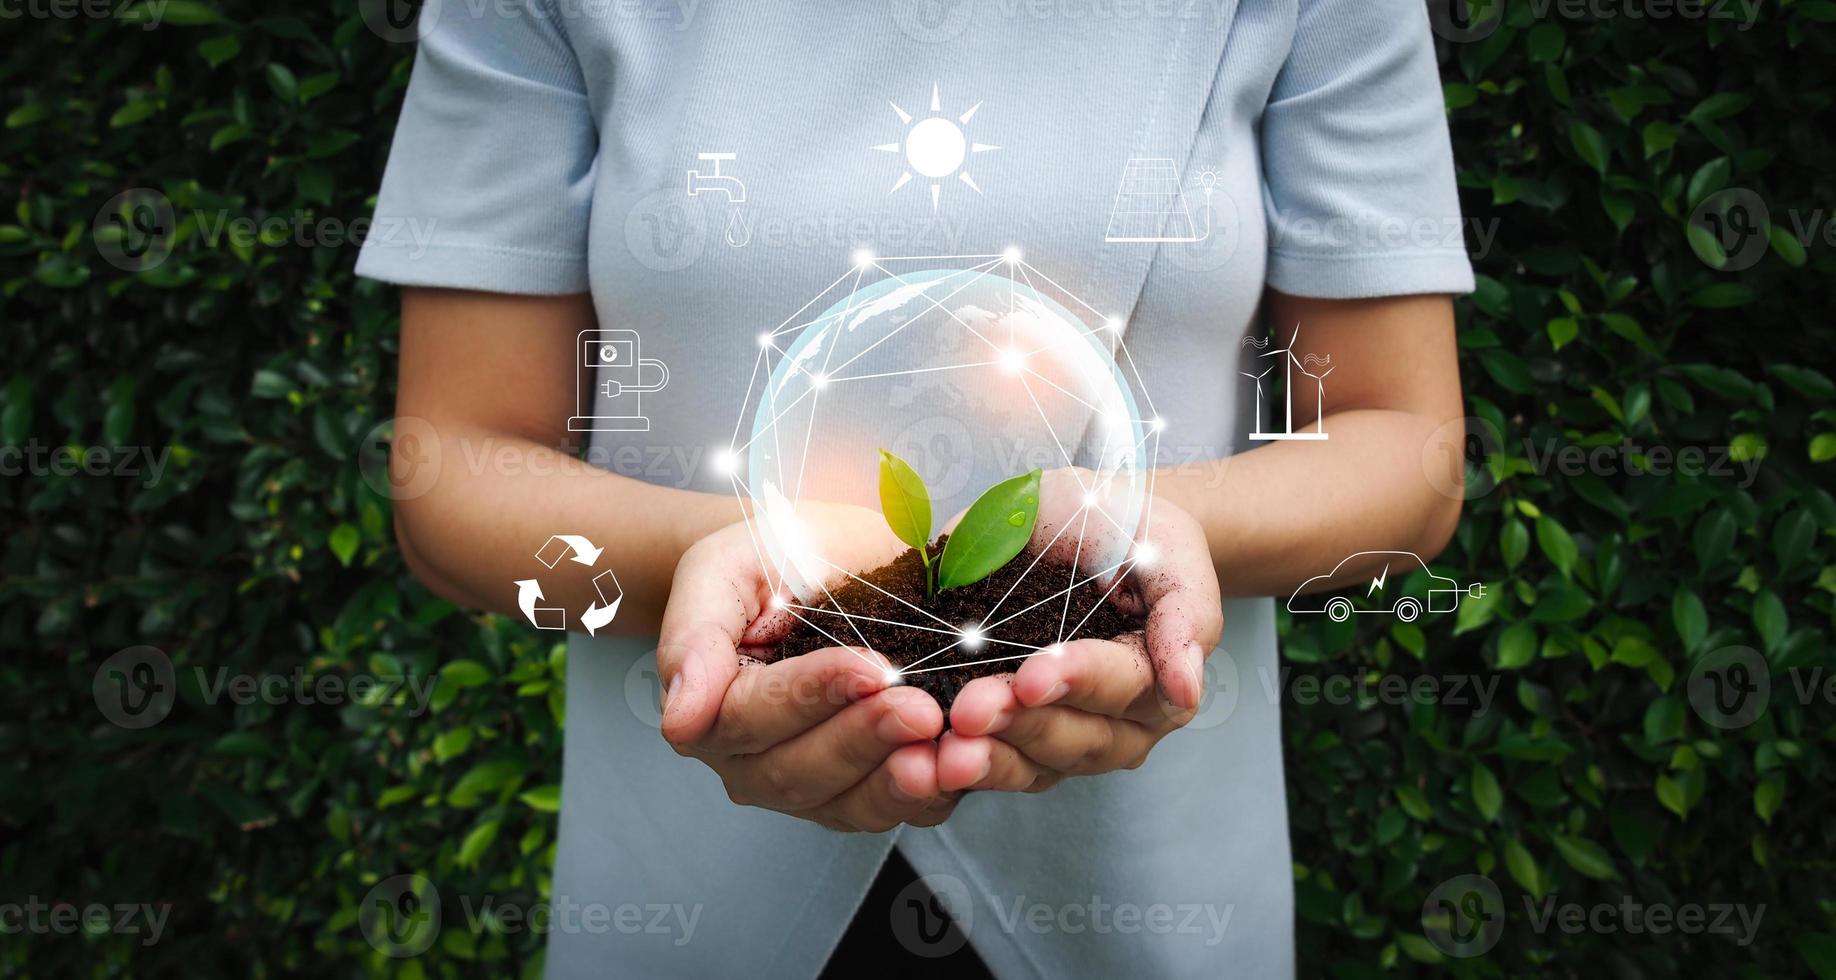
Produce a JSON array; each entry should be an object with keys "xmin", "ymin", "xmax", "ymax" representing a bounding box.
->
[{"xmin": 358, "ymin": 1, "xmax": 1472, "ymax": 976}]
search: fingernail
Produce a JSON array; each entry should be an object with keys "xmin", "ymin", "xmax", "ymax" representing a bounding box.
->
[
  {"xmin": 1182, "ymin": 642, "xmax": 1205, "ymax": 711},
  {"xmin": 664, "ymin": 673, "xmax": 683, "ymax": 717},
  {"xmin": 876, "ymin": 709, "xmax": 919, "ymax": 743},
  {"xmin": 889, "ymin": 779, "xmax": 925, "ymax": 804},
  {"xmin": 974, "ymin": 756, "xmax": 993, "ymax": 784},
  {"xmin": 1034, "ymin": 681, "xmax": 1070, "ymax": 706}
]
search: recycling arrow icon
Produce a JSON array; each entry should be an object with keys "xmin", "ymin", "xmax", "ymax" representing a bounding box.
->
[{"xmin": 516, "ymin": 535, "xmax": 622, "ymax": 635}]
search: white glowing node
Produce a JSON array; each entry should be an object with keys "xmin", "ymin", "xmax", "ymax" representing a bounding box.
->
[
  {"xmin": 1135, "ymin": 541, "xmax": 1159, "ymax": 567},
  {"xmin": 730, "ymin": 254, "xmax": 1159, "ymax": 676},
  {"xmin": 1002, "ymin": 246, "xmax": 1022, "ymax": 262},
  {"xmin": 852, "ymin": 248, "xmax": 875, "ymax": 268},
  {"xmin": 757, "ymin": 332, "xmax": 774, "ymax": 348}
]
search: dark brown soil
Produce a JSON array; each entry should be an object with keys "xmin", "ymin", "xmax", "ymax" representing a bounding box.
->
[{"xmin": 767, "ymin": 536, "xmax": 1145, "ymax": 714}]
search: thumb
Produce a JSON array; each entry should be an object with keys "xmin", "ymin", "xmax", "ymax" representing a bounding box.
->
[{"xmin": 657, "ymin": 621, "xmax": 739, "ymax": 747}]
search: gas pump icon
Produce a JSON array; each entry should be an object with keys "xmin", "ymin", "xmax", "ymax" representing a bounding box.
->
[{"xmin": 569, "ymin": 329, "xmax": 670, "ymax": 432}]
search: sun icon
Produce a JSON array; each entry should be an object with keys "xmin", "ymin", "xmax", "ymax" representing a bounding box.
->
[{"xmin": 873, "ymin": 83, "xmax": 1000, "ymax": 212}]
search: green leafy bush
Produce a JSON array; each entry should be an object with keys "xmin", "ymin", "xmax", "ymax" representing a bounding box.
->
[{"xmin": 0, "ymin": 1, "xmax": 1830, "ymax": 977}]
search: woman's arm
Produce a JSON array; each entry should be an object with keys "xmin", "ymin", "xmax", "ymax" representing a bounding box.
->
[
  {"xmin": 391, "ymin": 287, "xmax": 735, "ymax": 635},
  {"xmin": 1155, "ymin": 290, "xmax": 1467, "ymax": 594}
]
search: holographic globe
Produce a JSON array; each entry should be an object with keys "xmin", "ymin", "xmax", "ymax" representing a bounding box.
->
[{"xmin": 730, "ymin": 256, "xmax": 1155, "ymax": 601}]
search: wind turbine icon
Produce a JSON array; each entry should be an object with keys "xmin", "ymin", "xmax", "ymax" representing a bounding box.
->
[
  {"xmin": 1240, "ymin": 363, "xmax": 1276, "ymax": 438},
  {"xmin": 1249, "ymin": 322, "xmax": 1331, "ymax": 441}
]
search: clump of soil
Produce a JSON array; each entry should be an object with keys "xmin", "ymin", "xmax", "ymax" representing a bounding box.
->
[{"xmin": 767, "ymin": 536, "xmax": 1145, "ymax": 713}]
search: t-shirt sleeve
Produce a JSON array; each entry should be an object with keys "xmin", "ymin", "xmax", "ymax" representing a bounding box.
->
[
  {"xmin": 1260, "ymin": 0, "xmax": 1475, "ymax": 298},
  {"xmin": 354, "ymin": 0, "xmax": 596, "ymax": 294}
]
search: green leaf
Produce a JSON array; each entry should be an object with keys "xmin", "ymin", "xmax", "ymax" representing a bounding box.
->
[
  {"xmin": 1500, "ymin": 519, "xmax": 1529, "ymax": 570},
  {"xmin": 328, "ymin": 522, "xmax": 359, "ymax": 566},
  {"xmin": 266, "ymin": 63, "xmax": 299, "ymax": 103},
  {"xmin": 110, "ymin": 101, "xmax": 159, "ymax": 128},
  {"xmin": 1477, "ymin": 349, "xmax": 1534, "ymax": 394},
  {"xmin": 1535, "ymin": 516, "xmax": 1578, "ymax": 580},
  {"xmin": 1672, "ymin": 588, "xmax": 1708, "ymax": 653},
  {"xmin": 1503, "ymin": 839, "xmax": 1544, "ymax": 899},
  {"xmin": 1471, "ymin": 763, "xmax": 1502, "ymax": 822},
  {"xmin": 1796, "ymin": 934, "xmax": 1836, "ymax": 980},
  {"xmin": 1546, "ymin": 316, "xmax": 1579, "ymax": 350},
  {"xmin": 119, "ymin": 0, "xmax": 225, "ymax": 25},
  {"xmin": 1812, "ymin": 434, "xmax": 1836, "ymax": 463},
  {"xmin": 1496, "ymin": 622, "xmax": 1536, "ymax": 670},
  {"xmin": 1527, "ymin": 23, "xmax": 1565, "ymax": 62},
  {"xmin": 519, "ymin": 784, "xmax": 562, "ymax": 812},
  {"xmin": 1551, "ymin": 834, "xmax": 1617, "ymax": 880},
  {"xmin": 1754, "ymin": 777, "xmax": 1784, "ymax": 824},
  {"xmin": 441, "ymin": 659, "xmax": 492, "ymax": 688},
  {"xmin": 448, "ymin": 759, "xmax": 523, "ymax": 807},
  {"xmin": 1642, "ymin": 121, "xmax": 1678, "ymax": 158},
  {"xmin": 456, "ymin": 819, "xmax": 500, "ymax": 868},
  {"xmin": 432, "ymin": 727, "xmax": 475, "ymax": 763},
  {"xmin": 197, "ymin": 35, "xmax": 241, "ymax": 67},
  {"xmin": 937, "ymin": 469, "xmax": 1041, "ymax": 591},
  {"xmin": 877, "ymin": 449, "xmax": 932, "ymax": 552},
  {"xmin": 1569, "ymin": 120, "xmax": 1610, "ymax": 173}
]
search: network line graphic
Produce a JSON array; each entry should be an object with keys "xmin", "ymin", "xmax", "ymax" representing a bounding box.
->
[{"xmin": 715, "ymin": 251, "xmax": 1162, "ymax": 682}]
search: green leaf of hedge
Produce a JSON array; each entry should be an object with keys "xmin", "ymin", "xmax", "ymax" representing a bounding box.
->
[{"xmin": 1551, "ymin": 834, "xmax": 1617, "ymax": 880}]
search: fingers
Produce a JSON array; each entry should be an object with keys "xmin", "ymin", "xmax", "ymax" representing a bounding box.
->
[
  {"xmin": 948, "ymin": 674, "xmax": 1019, "ymax": 737},
  {"xmin": 727, "ymin": 687, "xmax": 943, "ymax": 809},
  {"xmin": 658, "ymin": 619, "xmax": 746, "ymax": 748},
  {"xmin": 936, "ymin": 732, "xmax": 1060, "ymax": 794},
  {"xmin": 1010, "ymin": 636, "xmax": 1158, "ymax": 721},
  {"xmin": 825, "ymin": 744, "xmax": 956, "ymax": 833},
  {"xmin": 699, "ymin": 646, "xmax": 897, "ymax": 755},
  {"xmin": 996, "ymin": 706, "xmax": 1157, "ymax": 774},
  {"xmin": 657, "ymin": 536, "xmax": 764, "ymax": 746}
]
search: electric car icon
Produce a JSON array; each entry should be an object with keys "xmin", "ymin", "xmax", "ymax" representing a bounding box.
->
[{"xmin": 1287, "ymin": 551, "xmax": 1485, "ymax": 623}]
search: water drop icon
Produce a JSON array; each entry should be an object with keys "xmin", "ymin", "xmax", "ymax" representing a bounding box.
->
[{"xmin": 725, "ymin": 208, "xmax": 752, "ymax": 248}]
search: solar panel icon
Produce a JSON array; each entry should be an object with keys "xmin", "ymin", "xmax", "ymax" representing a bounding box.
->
[{"xmin": 1104, "ymin": 157, "xmax": 1202, "ymax": 243}]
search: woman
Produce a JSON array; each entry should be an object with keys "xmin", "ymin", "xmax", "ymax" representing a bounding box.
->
[{"xmin": 359, "ymin": 0, "xmax": 1472, "ymax": 975}]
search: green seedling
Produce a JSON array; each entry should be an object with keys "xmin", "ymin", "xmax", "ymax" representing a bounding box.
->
[{"xmin": 878, "ymin": 449, "xmax": 1041, "ymax": 601}]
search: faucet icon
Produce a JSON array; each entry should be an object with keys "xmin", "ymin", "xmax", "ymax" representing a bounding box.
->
[{"xmin": 686, "ymin": 152, "xmax": 751, "ymax": 247}]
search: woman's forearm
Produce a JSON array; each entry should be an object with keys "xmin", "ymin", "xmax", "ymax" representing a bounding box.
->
[
  {"xmin": 393, "ymin": 421, "xmax": 737, "ymax": 635},
  {"xmin": 1156, "ymin": 407, "xmax": 1462, "ymax": 598}
]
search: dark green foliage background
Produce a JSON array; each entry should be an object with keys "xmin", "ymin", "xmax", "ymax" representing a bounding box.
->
[{"xmin": 2, "ymin": 1, "xmax": 1832, "ymax": 976}]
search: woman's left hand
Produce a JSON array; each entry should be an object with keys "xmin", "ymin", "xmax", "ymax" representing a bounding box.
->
[{"xmin": 935, "ymin": 476, "xmax": 1223, "ymax": 793}]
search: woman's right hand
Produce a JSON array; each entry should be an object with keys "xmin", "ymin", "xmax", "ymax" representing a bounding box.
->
[{"xmin": 656, "ymin": 506, "xmax": 957, "ymax": 832}]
